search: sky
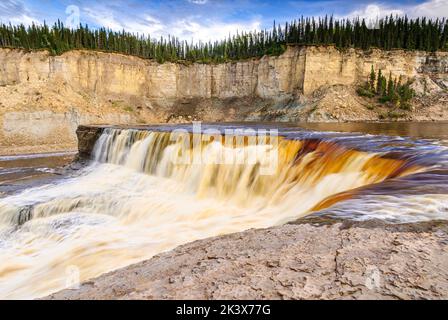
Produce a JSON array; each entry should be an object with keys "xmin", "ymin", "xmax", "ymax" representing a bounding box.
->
[{"xmin": 0, "ymin": 0, "xmax": 447, "ymax": 42}]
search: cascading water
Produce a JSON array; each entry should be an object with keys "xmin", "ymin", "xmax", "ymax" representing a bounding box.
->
[{"xmin": 0, "ymin": 125, "xmax": 446, "ymax": 299}]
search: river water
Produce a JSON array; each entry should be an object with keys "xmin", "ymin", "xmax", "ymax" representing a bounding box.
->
[{"xmin": 0, "ymin": 122, "xmax": 447, "ymax": 299}]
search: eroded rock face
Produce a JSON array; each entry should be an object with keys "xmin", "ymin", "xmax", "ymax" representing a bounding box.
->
[
  {"xmin": 45, "ymin": 221, "xmax": 448, "ymax": 300},
  {"xmin": 1, "ymin": 46, "xmax": 447, "ymax": 154},
  {"xmin": 302, "ymin": 47, "xmax": 448, "ymax": 94},
  {"xmin": 76, "ymin": 125, "xmax": 104, "ymax": 159},
  {"xmin": 2, "ymin": 46, "xmax": 446, "ymax": 101}
]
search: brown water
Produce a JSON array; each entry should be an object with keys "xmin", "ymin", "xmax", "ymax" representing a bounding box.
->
[
  {"xmin": 0, "ymin": 122, "xmax": 447, "ymax": 299},
  {"xmin": 0, "ymin": 152, "xmax": 75, "ymax": 195}
]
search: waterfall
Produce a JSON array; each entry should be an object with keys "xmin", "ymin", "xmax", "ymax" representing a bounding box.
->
[{"xmin": 90, "ymin": 128, "xmax": 420, "ymax": 206}]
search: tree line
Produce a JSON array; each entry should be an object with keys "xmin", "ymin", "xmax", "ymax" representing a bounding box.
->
[{"xmin": 0, "ymin": 15, "xmax": 447, "ymax": 63}]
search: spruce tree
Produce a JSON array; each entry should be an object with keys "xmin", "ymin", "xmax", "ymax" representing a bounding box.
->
[
  {"xmin": 370, "ymin": 65, "xmax": 376, "ymax": 91},
  {"xmin": 387, "ymin": 72, "xmax": 395, "ymax": 100},
  {"xmin": 377, "ymin": 69, "xmax": 383, "ymax": 95},
  {"xmin": 0, "ymin": 16, "xmax": 446, "ymax": 64}
]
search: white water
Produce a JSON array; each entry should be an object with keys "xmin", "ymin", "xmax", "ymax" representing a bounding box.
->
[{"xmin": 0, "ymin": 128, "xmax": 438, "ymax": 299}]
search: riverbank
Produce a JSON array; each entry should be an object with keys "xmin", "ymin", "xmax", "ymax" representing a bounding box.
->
[{"xmin": 45, "ymin": 219, "xmax": 448, "ymax": 300}]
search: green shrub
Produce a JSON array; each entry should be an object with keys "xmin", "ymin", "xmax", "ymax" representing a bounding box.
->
[
  {"xmin": 400, "ymin": 102, "xmax": 412, "ymax": 111},
  {"xmin": 387, "ymin": 111, "xmax": 405, "ymax": 119},
  {"xmin": 356, "ymin": 87, "xmax": 375, "ymax": 98}
]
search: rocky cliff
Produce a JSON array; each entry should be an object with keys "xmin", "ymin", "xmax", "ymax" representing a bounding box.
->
[{"xmin": 1, "ymin": 46, "xmax": 447, "ymax": 155}]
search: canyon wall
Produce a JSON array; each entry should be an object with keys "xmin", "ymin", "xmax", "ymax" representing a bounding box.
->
[
  {"xmin": 302, "ymin": 46, "xmax": 448, "ymax": 94},
  {"xmin": 0, "ymin": 46, "xmax": 447, "ymax": 154}
]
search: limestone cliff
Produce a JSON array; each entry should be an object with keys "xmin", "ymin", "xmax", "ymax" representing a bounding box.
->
[{"xmin": 0, "ymin": 46, "xmax": 447, "ymax": 154}]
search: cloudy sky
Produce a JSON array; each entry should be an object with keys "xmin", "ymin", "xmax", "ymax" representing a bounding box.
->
[{"xmin": 0, "ymin": 0, "xmax": 447, "ymax": 42}]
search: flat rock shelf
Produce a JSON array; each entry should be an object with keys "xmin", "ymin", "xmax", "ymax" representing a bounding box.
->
[{"xmin": 45, "ymin": 220, "xmax": 448, "ymax": 300}]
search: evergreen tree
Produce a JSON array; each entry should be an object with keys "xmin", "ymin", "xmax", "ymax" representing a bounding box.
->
[
  {"xmin": 377, "ymin": 69, "xmax": 383, "ymax": 95},
  {"xmin": 387, "ymin": 72, "xmax": 395, "ymax": 100},
  {"xmin": 0, "ymin": 16, "xmax": 446, "ymax": 64},
  {"xmin": 369, "ymin": 65, "xmax": 376, "ymax": 91}
]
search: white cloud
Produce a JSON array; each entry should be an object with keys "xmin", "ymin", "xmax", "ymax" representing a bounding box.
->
[
  {"xmin": 84, "ymin": 7, "xmax": 165, "ymax": 36},
  {"xmin": 0, "ymin": 0, "xmax": 40, "ymax": 26},
  {"xmin": 408, "ymin": 0, "xmax": 448, "ymax": 18},
  {"xmin": 342, "ymin": 0, "xmax": 448, "ymax": 21},
  {"xmin": 170, "ymin": 18, "xmax": 262, "ymax": 42},
  {"xmin": 6, "ymin": 14, "xmax": 40, "ymax": 26},
  {"xmin": 84, "ymin": 5, "xmax": 261, "ymax": 42},
  {"xmin": 340, "ymin": 3, "xmax": 404, "ymax": 29},
  {"xmin": 126, "ymin": 16, "xmax": 165, "ymax": 36},
  {"xmin": 188, "ymin": 0, "xmax": 209, "ymax": 4},
  {"xmin": 83, "ymin": 8, "xmax": 123, "ymax": 31},
  {"xmin": 344, "ymin": 4, "xmax": 404, "ymax": 20}
]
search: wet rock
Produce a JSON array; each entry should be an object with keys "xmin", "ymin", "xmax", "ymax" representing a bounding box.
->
[{"xmin": 76, "ymin": 125, "xmax": 104, "ymax": 159}]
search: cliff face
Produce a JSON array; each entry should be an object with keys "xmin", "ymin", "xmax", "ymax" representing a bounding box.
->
[
  {"xmin": 2, "ymin": 46, "xmax": 446, "ymax": 100},
  {"xmin": 302, "ymin": 46, "xmax": 448, "ymax": 94},
  {"xmin": 0, "ymin": 46, "xmax": 304, "ymax": 101},
  {"xmin": 0, "ymin": 46, "xmax": 447, "ymax": 154}
]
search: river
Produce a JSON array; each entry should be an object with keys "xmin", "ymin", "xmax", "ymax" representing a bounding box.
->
[{"xmin": 0, "ymin": 122, "xmax": 447, "ymax": 299}]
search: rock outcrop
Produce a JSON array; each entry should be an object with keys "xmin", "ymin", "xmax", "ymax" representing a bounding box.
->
[
  {"xmin": 1, "ymin": 46, "xmax": 447, "ymax": 154},
  {"xmin": 45, "ymin": 220, "xmax": 448, "ymax": 300},
  {"xmin": 76, "ymin": 125, "xmax": 104, "ymax": 159}
]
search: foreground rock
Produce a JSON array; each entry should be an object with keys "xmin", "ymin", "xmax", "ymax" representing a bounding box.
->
[{"xmin": 45, "ymin": 220, "xmax": 448, "ymax": 300}]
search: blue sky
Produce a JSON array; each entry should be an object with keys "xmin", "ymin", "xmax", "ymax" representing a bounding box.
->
[{"xmin": 0, "ymin": 0, "xmax": 447, "ymax": 42}]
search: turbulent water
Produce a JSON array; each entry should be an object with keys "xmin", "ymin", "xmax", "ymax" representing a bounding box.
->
[{"xmin": 0, "ymin": 124, "xmax": 447, "ymax": 299}]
